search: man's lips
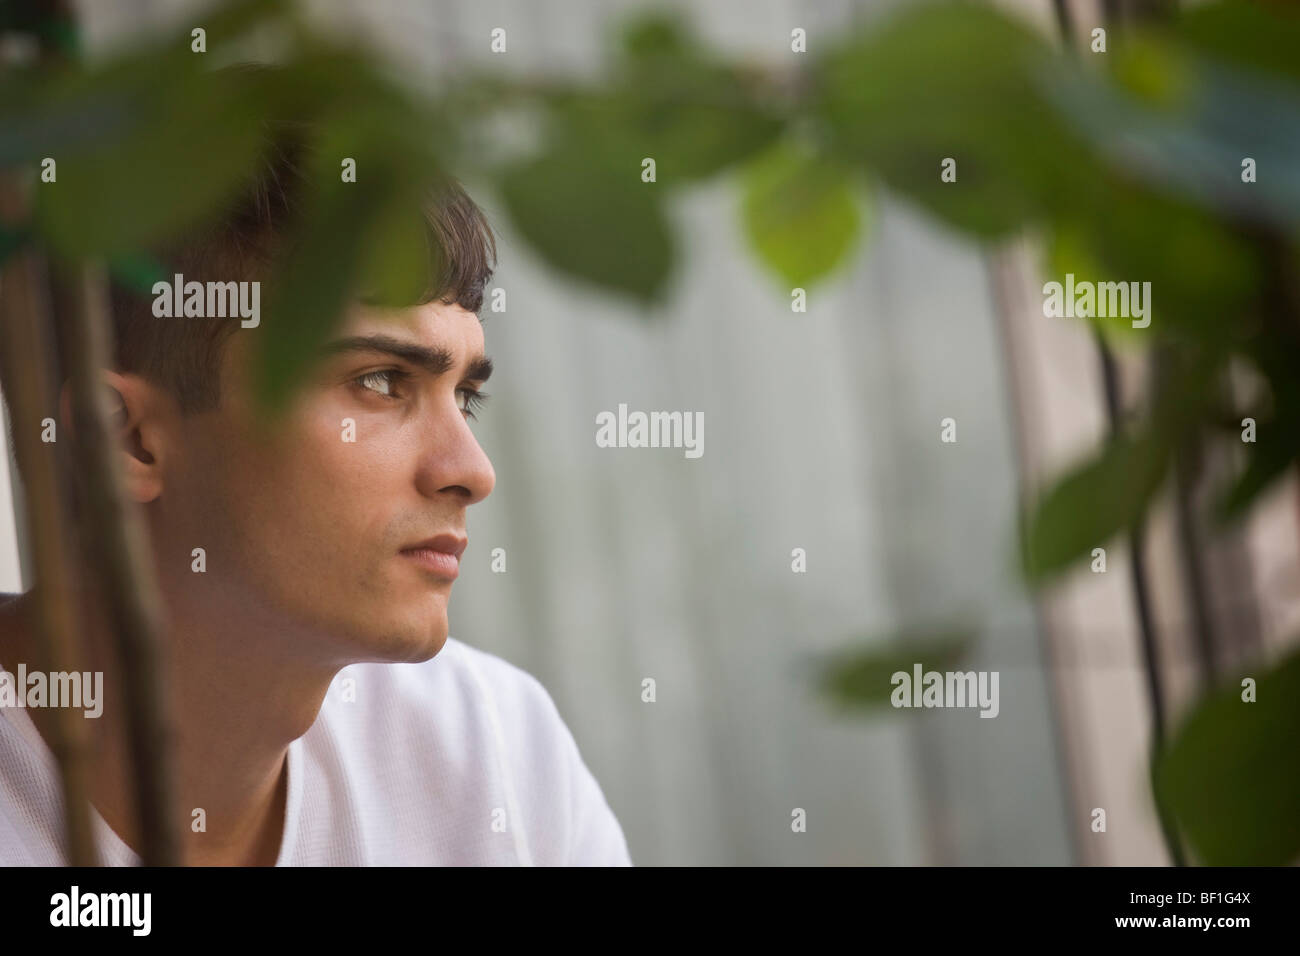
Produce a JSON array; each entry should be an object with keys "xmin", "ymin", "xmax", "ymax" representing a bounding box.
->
[{"xmin": 400, "ymin": 534, "xmax": 467, "ymax": 579}]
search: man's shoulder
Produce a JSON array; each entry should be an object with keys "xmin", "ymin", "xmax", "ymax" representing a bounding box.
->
[
  {"xmin": 431, "ymin": 638, "xmax": 579, "ymax": 754},
  {"xmin": 320, "ymin": 638, "xmax": 633, "ymax": 865},
  {"xmin": 422, "ymin": 641, "xmax": 631, "ymax": 865},
  {"xmin": 438, "ymin": 636, "xmax": 549, "ymax": 697}
]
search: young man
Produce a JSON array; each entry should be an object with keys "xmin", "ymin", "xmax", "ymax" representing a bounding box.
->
[{"xmin": 0, "ymin": 133, "xmax": 632, "ymax": 866}]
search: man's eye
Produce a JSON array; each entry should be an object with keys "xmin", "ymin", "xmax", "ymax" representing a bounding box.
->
[
  {"xmin": 459, "ymin": 388, "xmax": 490, "ymax": 421},
  {"xmin": 355, "ymin": 369, "xmax": 408, "ymax": 398}
]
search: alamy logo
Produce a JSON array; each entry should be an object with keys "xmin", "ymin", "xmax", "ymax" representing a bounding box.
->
[
  {"xmin": 50, "ymin": 886, "xmax": 151, "ymax": 936},
  {"xmin": 595, "ymin": 403, "xmax": 703, "ymax": 459},
  {"xmin": 890, "ymin": 664, "xmax": 1000, "ymax": 718},
  {"xmin": 1042, "ymin": 273, "xmax": 1151, "ymax": 328},
  {"xmin": 152, "ymin": 273, "xmax": 260, "ymax": 328},
  {"xmin": 0, "ymin": 665, "xmax": 103, "ymax": 718}
]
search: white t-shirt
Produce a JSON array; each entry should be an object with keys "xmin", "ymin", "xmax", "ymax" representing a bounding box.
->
[{"xmin": 0, "ymin": 637, "xmax": 632, "ymax": 866}]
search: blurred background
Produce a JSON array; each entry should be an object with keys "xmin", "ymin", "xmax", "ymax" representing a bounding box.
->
[{"xmin": 3, "ymin": 0, "xmax": 1298, "ymax": 866}]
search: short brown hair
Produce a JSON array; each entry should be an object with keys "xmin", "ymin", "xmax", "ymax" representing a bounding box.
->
[{"xmin": 108, "ymin": 122, "xmax": 497, "ymax": 415}]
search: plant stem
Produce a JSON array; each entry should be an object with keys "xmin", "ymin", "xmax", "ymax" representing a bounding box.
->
[
  {"xmin": 51, "ymin": 262, "xmax": 180, "ymax": 866},
  {"xmin": 1052, "ymin": 0, "xmax": 1188, "ymax": 866},
  {"xmin": 0, "ymin": 179, "xmax": 97, "ymax": 866},
  {"xmin": 1095, "ymin": 334, "xmax": 1186, "ymax": 866}
]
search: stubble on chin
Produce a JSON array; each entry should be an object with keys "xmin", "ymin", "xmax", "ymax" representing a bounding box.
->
[{"xmin": 356, "ymin": 588, "xmax": 452, "ymax": 664}]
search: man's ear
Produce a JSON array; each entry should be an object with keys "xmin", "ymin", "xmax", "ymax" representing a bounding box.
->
[{"xmin": 58, "ymin": 371, "xmax": 167, "ymax": 504}]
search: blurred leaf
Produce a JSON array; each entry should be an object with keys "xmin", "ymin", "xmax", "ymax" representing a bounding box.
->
[
  {"xmin": 268, "ymin": 45, "xmax": 439, "ymax": 149},
  {"xmin": 1174, "ymin": 0, "xmax": 1300, "ymax": 87},
  {"xmin": 1043, "ymin": 180, "xmax": 1264, "ymax": 350},
  {"xmin": 0, "ymin": 223, "xmax": 29, "ymax": 266},
  {"xmin": 334, "ymin": 99, "xmax": 448, "ymax": 311},
  {"xmin": 355, "ymin": 188, "xmax": 436, "ymax": 310},
  {"xmin": 616, "ymin": 11, "xmax": 695, "ymax": 62},
  {"xmin": 818, "ymin": 628, "xmax": 972, "ymax": 712},
  {"xmin": 1041, "ymin": 48, "xmax": 1300, "ymax": 232},
  {"xmin": 1153, "ymin": 646, "xmax": 1300, "ymax": 865},
  {"xmin": 250, "ymin": 48, "xmax": 451, "ymax": 405},
  {"xmin": 192, "ymin": 0, "xmax": 292, "ymax": 50},
  {"xmin": 1108, "ymin": 33, "xmax": 1194, "ymax": 109},
  {"xmin": 3, "ymin": 0, "xmax": 291, "ymax": 252},
  {"xmin": 31, "ymin": 57, "xmax": 274, "ymax": 257},
  {"xmin": 1021, "ymin": 428, "xmax": 1173, "ymax": 583},
  {"xmin": 1215, "ymin": 437, "xmax": 1297, "ymax": 521},
  {"xmin": 542, "ymin": 11, "xmax": 786, "ymax": 184},
  {"xmin": 105, "ymin": 251, "xmax": 166, "ymax": 296},
  {"xmin": 1044, "ymin": 228, "xmax": 1146, "ymax": 349},
  {"xmin": 0, "ymin": 2, "xmax": 57, "ymax": 34},
  {"xmin": 254, "ymin": 117, "xmax": 439, "ymax": 412},
  {"xmin": 0, "ymin": 65, "xmax": 151, "ymax": 166},
  {"xmin": 255, "ymin": 174, "xmax": 389, "ymax": 412},
  {"xmin": 549, "ymin": 78, "xmax": 783, "ymax": 184},
  {"xmin": 253, "ymin": 184, "xmax": 374, "ymax": 413},
  {"xmin": 496, "ymin": 143, "xmax": 673, "ymax": 305},
  {"xmin": 1212, "ymin": 393, "xmax": 1300, "ymax": 521},
  {"xmin": 1023, "ymin": 344, "xmax": 1230, "ymax": 582},
  {"xmin": 740, "ymin": 139, "xmax": 863, "ymax": 288},
  {"xmin": 0, "ymin": 0, "xmax": 80, "ymax": 57},
  {"xmin": 816, "ymin": 1, "xmax": 1098, "ymax": 238}
]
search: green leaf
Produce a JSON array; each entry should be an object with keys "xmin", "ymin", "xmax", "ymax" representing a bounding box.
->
[
  {"xmin": 816, "ymin": 628, "xmax": 972, "ymax": 712},
  {"xmin": 0, "ymin": 65, "xmax": 152, "ymax": 166},
  {"xmin": 1020, "ymin": 351, "xmax": 1218, "ymax": 585},
  {"xmin": 193, "ymin": 0, "xmax": 292, "ymax": 50},
  {"xmin": 254, "ymin": 181, "xmax": 383, "ymax": 411},
  {"xmin": 816, "ymin": 1, "xmax": 1097, "ymax": 238},
  {"xmin": 106, "ymin": 252, "xmax": 167, "ymax": 296},
  {"xmin": 5, "ymin": 0, "xmax": 292, "ymax": 253},
  {"xmin": 0, "ymin": 1, "xmax": 81, "ymax": 57},
  {"xmin": 549, "ymin": 77, "xmax": 783, "ymax": 184},
  {"xmin": 249, "ymin": 67, "xmax": 450, "ymax": 412},
  {"xmin": 253, "ymin": 141, "xmax": 436, "ymax": 413},
  {"xmin": 496, "ymin": 144, "xmax": 674, "ymax": 305},
  {"xmin": 1215, "ymin": 443, "xmax": 1294, "ymax": 520},
  {"xmin": 740, "ymin": 139, "xmax": 863, "ymax": 288},
  {"xmin": 547, "ymin": 12, "xmax": 785, "ymax": 185},
  {"xmin": 1020, "ymin": 428, "xmax": 1173, "ymax": 583},
  {"xmin": 1175, "ymin": 0, "xmax": 1300, "ymax": 87},
  {"xmin": 1042, "ymin": 184, "xmax": 1263, "ymax": 351},
  {"xmin": 1153, "ymin": 646, "xmax": 1300, "ymax": 865},
  {"xmin": 355, "ymin": 188, "xmax": 437, "ymax": 310},
  {"xmin": 333, "ymin": 103, "xmax": 449, "ymax": 312},
  {"xmin": 1212, "ymin": 402, "xmax": 1300, "ymax": 522},
  {"xmin": 615, "ymin": 11, "xmax": 695, "ymax": 62},
  {"xmin": 1041, "ymin": 47, "xmax": 1300, "ymax": 232},
  {"xmin": 0, "ymin": 223, "xmax": 29, "ymax": 267},
  {"xmin": 32, "ymin": 62, "xmax": 273, "ymax": 257},
  {"xmin": 1044, "ymin": 229, "xmax": 1146, "ymax": 349}
]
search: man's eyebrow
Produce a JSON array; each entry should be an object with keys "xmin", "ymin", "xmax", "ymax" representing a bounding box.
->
[{"xmin": 318, "ymin": 334, "xmax": 493, "ymax": 383}]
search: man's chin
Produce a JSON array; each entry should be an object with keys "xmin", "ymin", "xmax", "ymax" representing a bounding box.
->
[
  {"xmin": 343, "ymin": 600, "xmax": 450, "ymax": 664},
  {"xmin": 371, "ymin": 622, "xmax": 449, "ymax": 664}
]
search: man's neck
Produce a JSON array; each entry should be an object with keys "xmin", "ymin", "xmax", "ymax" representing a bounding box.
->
[{"xmin": 0, "ymin": 583, "xmax": 332, "ymax": 866}]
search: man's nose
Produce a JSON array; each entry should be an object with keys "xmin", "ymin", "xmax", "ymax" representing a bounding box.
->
[{"xmin": 416, "ymin": 408, "xmax": 495, "ymax": 504}]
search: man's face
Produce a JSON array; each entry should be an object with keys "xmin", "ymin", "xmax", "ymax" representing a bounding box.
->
[{"xmin": 153, "ymin": 300, "xmax": 495, "ymax": 667}]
